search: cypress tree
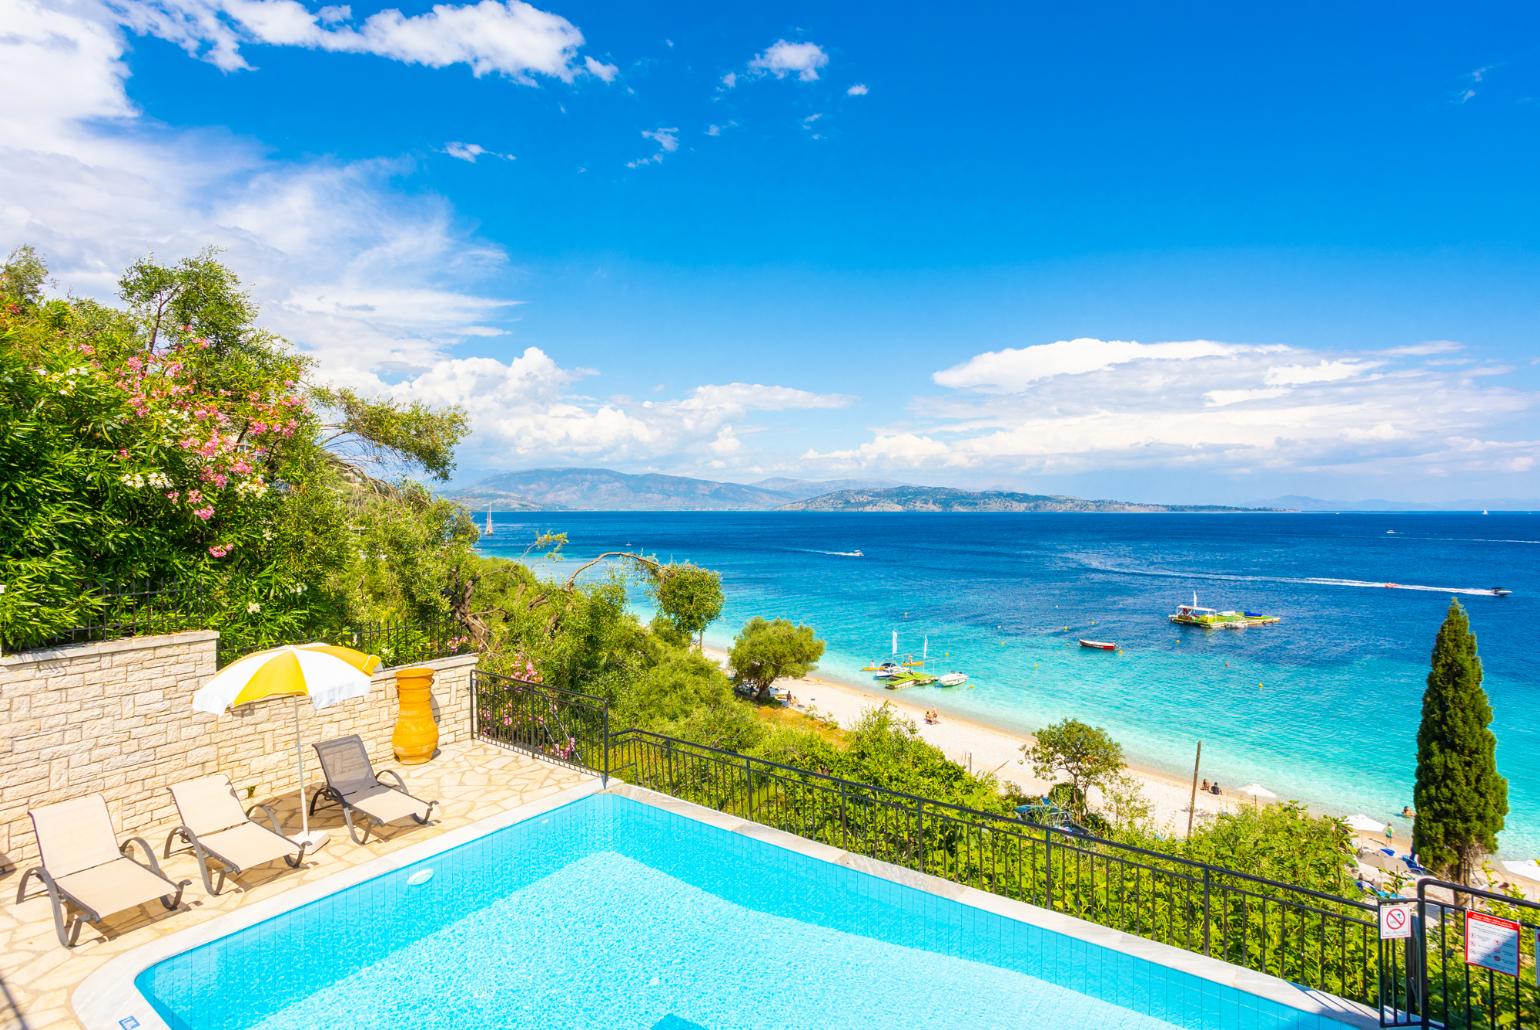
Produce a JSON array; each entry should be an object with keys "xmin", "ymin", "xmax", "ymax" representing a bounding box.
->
[{"xmin": 1412, "ymin": 599, "xmax": 1507, "ymax": 883}]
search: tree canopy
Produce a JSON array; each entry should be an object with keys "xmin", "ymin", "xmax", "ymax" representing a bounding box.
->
[
  {"xmin": 1023, "ymin": 718, "xmax": 1126, "ymax": 822},
  {"xmin": 728, "ymin": 616, "xmax": 825, "ymax": 701},
  {"xmin": 0, "ymin": 246, "xmax": 470, "ymax": 653},
  {"xmin": 652, "ymin": 562, "xmax": 724, "ymax": 647},
  {"xmin": 1413, "ymin": 599, "xmax": 1507, "ymax": 882}
]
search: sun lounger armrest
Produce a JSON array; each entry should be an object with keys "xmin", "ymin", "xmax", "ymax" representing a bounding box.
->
[
  {"xmin": 375, "ymin": 769, "xmax": 410, "ymax": 791},
  {"xmin": 246, "ymin": 803, "xmax": 286, "ymax": 837},
  {"xmin": 120, "ymin": 835, "xmax": 172, "ymax": 878}
]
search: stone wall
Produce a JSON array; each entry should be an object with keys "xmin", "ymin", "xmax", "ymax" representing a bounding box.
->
[{"xmin": 0, "ymin": 631, "xmax": 477, "ymax": 872}]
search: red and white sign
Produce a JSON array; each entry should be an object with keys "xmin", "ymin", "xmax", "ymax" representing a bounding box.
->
[
  {"xmin": 1379, "ymin": 903, "xmax": 1415, "ymax": 940},
  {"xmin": 1465, "ymin": 911, "xmax": 1522, "ymax": 977}
]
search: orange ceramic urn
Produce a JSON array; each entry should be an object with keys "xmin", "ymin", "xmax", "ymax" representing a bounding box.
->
[{"xmin": 392, "ymin": 666, "xmax": 439, "ymax": 764}]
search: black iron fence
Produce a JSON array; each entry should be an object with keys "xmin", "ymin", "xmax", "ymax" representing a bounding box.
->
[
  {"xmin": 607, "ymin": 729, "xmax": 1384, "ymax": 1004},
  {"xmin": 1, "ymin": 578, "xmax": 212, "ymax": 654},
  {"xmin": 1376, "ymin": 880, "xmax": 1540, "ymax": 1029},
  {"xmin": 470, "ymin": 671, "xmax": 609, "ymax": 777},
  {"xmin": 469, "ymin": 682, "xmax": 1540, "ymax": 1028},
  {"xmin": 0, "ymin": 578, "xmax": 470, "ymax": 669}
]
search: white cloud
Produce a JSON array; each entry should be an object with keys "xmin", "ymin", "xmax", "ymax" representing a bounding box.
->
[
  {"xmin": 0, "ymin": 0, "xmax": 525, "ymax": 396},
  {"xmin": 748, "ymin": 39, "xmax": 828, "ymax": 82},
  {"xmin": 708, "ymin": 425, "xmax": 742, "ymax": 456},
  {"xmin": 808, "ymin": 335, "xmax": 1538, "ymax": 479},
  {"xmin": 626, "ymin": 127, "xmax": 678, "ymax": 168},
  {"xmin": 1383, "ymin": 340, "xmax": 1463, "ymax": 357},
  {"xmin": 846, "ymin": 83, "xmax": 868, "ymax": 96},
  {"xmin": 583, "ymin": 55, "xmax": 618, "ymax": 82},
  {"xmin": 384, "ymin": 353, "xmax": 851, "ymax": 463},
  {"xmin": 442, "ymin": 141, "xmax": 514, "ymax": 163},
  {"xmin": 1263, "ymin": 360, "xmax": 1375, "ymax": 386},
  {"xmin": 1204, "ymin": 387, "xmax": 1288, "ymax": 407},
  {"xmin": 108, "ymin": 0, "xmax": 616, "ymax": 82},
  {"xmin": 933, "ymin": 338, "xmax": 1283, "ymax": 392},
  {"xmin": 720, "ymin": 71, "xmax": 737, "ymax": 89}
]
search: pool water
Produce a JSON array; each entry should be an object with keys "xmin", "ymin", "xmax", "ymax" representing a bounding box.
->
[{"xmin": 138, "ymin": 794, "xmax": 1344, "ymax": 1029}]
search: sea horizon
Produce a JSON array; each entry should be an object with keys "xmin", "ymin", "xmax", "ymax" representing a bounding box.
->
[{"xmin": 479, "ymin": 509, "xmax": 1540, "ymax": 857}]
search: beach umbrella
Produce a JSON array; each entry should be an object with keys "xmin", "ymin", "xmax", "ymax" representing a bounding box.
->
[
  {"xmin": 1344, "ymin": 813, "xmax": 1387, "ymax": 835},
  {"xmin": 193, "ymin": 643, "xmax": 381, "ymax": 849},
  {"xmin": 1236, "ymin": 783, "xmax": 1277, "ymax": 809}
]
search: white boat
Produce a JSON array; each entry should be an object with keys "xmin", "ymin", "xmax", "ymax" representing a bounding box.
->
[
  {"xmin": 484, "ymin": 509, "xmax": 494, "ymax": 536},
  {"xmin": 936, "ymin": 672, "xmax": 968, "ymax": 687}
]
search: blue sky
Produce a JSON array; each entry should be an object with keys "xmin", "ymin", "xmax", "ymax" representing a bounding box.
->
[{"xmin": 4, "ymin": 0, "xmax": 1539, "ymax": 503}]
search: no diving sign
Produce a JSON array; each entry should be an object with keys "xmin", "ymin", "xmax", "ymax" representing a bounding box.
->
[{"xmin": 1379, "ymin": 902, "xmax": 1415, "ymax": 940}]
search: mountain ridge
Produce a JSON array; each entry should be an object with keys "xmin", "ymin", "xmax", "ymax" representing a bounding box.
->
[
  {"xmin": 781, "ymin": 485, "xmax": 1267, "ymax": 513},
  {"xmin": 447, "ymin": 467, "xmax": 1273, "ymax": 512}
]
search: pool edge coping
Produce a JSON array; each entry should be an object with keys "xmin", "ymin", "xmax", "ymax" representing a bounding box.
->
[
  {"xmin": 72, "ymin": 771, "xmax": 1381, "ymax": 1030},
  {"xmin": 604, "ymin": 780, "xmax": 1382, "ymax": 1030},
  {"xmin": 71, "ymin": 776, "xmax": 604, "ymax": 1030}
]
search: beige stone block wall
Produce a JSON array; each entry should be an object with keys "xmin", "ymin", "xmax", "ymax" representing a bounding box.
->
[{"xmin": 0, "ymin": 631, "xmax": 478, "ymax": 873}]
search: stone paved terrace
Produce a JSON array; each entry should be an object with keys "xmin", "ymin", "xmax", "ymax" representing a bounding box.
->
[{"xmin": 0, "ymin": 742, "xmax": 590, "ymax": 1030}]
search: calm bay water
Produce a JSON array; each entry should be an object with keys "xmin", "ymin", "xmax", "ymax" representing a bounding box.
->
[{"xmin": 479, "ymin": 511, "xmax": 1540, "ymax": 856}]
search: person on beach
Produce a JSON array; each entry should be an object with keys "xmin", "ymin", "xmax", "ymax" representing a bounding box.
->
[
  {"xmin": 1201, "ymin": 778, "xmax": 1210, "ymax": 793},
  {"xmin": 1402, "ymin": 806, "xmax": 1414, "ymax": 819},
  {"xmin": 1385, "ymin": 824, "xmax": 1394, "ymax": 840},
  {"xmin": 1211, "ymin": 782, "xmax": 1222, "ymax": 795}
]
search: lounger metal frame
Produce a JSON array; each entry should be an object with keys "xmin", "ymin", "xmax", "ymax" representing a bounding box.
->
[
  {"xmin": 309, "ymin": 742, "xmax": 438, "ymax": 845},
  {"xmin": 15, "ymin": 837, "xmax": 190, "ymax": 948},
  {"xmin": 162, "ymin": 802, "xmax": 310, "ymax": 895}
]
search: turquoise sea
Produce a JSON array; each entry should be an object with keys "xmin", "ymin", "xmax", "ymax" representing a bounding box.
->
[{"xmin": 478, "ymin": 511, "xmax": 1540, "ymax": 857}]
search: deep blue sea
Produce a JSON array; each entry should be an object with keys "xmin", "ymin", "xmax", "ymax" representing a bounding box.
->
[{"xmin": 479, "ymin": 511, "xmax": 1540, "ymax": 856}]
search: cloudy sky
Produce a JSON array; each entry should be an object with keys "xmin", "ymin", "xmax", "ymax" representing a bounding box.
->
[{"xmin": 4, "ymin": 0, "xmax": 1538, "ymax": 503}]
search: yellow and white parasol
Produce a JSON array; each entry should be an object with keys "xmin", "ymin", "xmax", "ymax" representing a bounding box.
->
[{"xmin": 193, "ymin": 643, "xmax": 381, "ymax": 848}]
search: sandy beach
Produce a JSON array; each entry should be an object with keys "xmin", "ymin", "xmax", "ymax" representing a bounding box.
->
[
  {"xmin": 701, "ymin": 648, "xmax": 1540, "ymax": 899},
  {"xmin": 704, "ymin": 647, "xmax": 1239, "ymax": 832}
]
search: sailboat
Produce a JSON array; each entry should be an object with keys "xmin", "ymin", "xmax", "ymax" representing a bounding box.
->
[{"xmin": 484, "ymin": 509, "xmax": 494, "ymax": 536}]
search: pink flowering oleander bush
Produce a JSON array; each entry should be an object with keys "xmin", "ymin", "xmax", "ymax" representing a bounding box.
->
[{"xmin": 0, "ymin": 247, "xmax": 467, "ymax": 654}]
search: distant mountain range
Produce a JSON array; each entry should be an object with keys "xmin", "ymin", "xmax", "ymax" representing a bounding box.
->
[
  {"xmin": 447, "ymin": 467, "xmax": 1269, "ymax": 513},
  {"xmin": 782, "ymin": 486, "xmax": 1263, "ymax": 513}
]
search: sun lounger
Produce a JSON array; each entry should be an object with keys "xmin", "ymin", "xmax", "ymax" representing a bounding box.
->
[
  {"xmin": 16, "ymin": 794, "xmax": 191, "ymax": 948},
  {"xmin": 163, "ymin": 774, "xmax": 311, "ymax": 895},
  {"xmin": 309, "ymin": 735, "xmax": 438, "ymax": 845}
]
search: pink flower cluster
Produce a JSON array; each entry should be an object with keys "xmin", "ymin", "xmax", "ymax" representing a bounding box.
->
[{"xmin": 103, "ymin": 330, "xmax": 304, "ymax": 531}]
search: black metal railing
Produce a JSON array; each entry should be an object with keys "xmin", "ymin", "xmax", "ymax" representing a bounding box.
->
[
  {"xmin": 606, "ymin": 728, "xmax": 1384, "ymax": 1005},
  {"xmin": 0, "ymin": 574, "xmax": 472, "ymax": 669},
  {"xmin": 471, "ymin": 670, "xmax": 609, "ymax": 779},
  {"xmin": 1372, "ymin": 880, "xmax": 1540, "ymax": 1029},
  {"xmin": 471, "ymin": 686, "xmax": 1540, "ymax": 1028},
  {"xmin": 1, "ymin": 578, "xmax": 214, "ymax": 654}
]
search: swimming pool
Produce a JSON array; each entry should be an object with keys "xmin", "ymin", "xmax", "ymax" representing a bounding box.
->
[{"xmin": 130, "ymin": 790, "xmax": 1357, "ymax": 1029}]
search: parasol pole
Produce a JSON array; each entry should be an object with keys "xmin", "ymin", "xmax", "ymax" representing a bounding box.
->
[{"xmin": 292, "ymin": 697, "xmax": 328, "ymax": 849}]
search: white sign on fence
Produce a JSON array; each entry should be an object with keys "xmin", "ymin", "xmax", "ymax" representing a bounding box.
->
[
  {"xmin": 1465, "ymin": 911, "xmax": 1521, "ymax": 977},
  {"xmin": 1379, "ymin": 903, "xmax": 1415, "ymax": 940}
]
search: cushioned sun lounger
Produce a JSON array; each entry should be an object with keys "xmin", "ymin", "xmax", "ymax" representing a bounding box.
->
[
  {"xmin": 16, "ymin": 794, "xmax": 191, "ymax": 948},
  {"xmin": 310, "ymin": 735, "xmax": 438, "ymax": 845},
  {"xmin": 163, "ymin": 774, "xmax": 310, "ymax": 895}
]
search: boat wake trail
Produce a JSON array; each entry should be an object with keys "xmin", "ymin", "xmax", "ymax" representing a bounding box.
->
[
  {"xmin": 797, "ymin": 548, "xmax": 865, "ymax": 558},
  {"xmin": 1078, "ymin": 560, "xmax": 1506, "ymax": 596}
]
